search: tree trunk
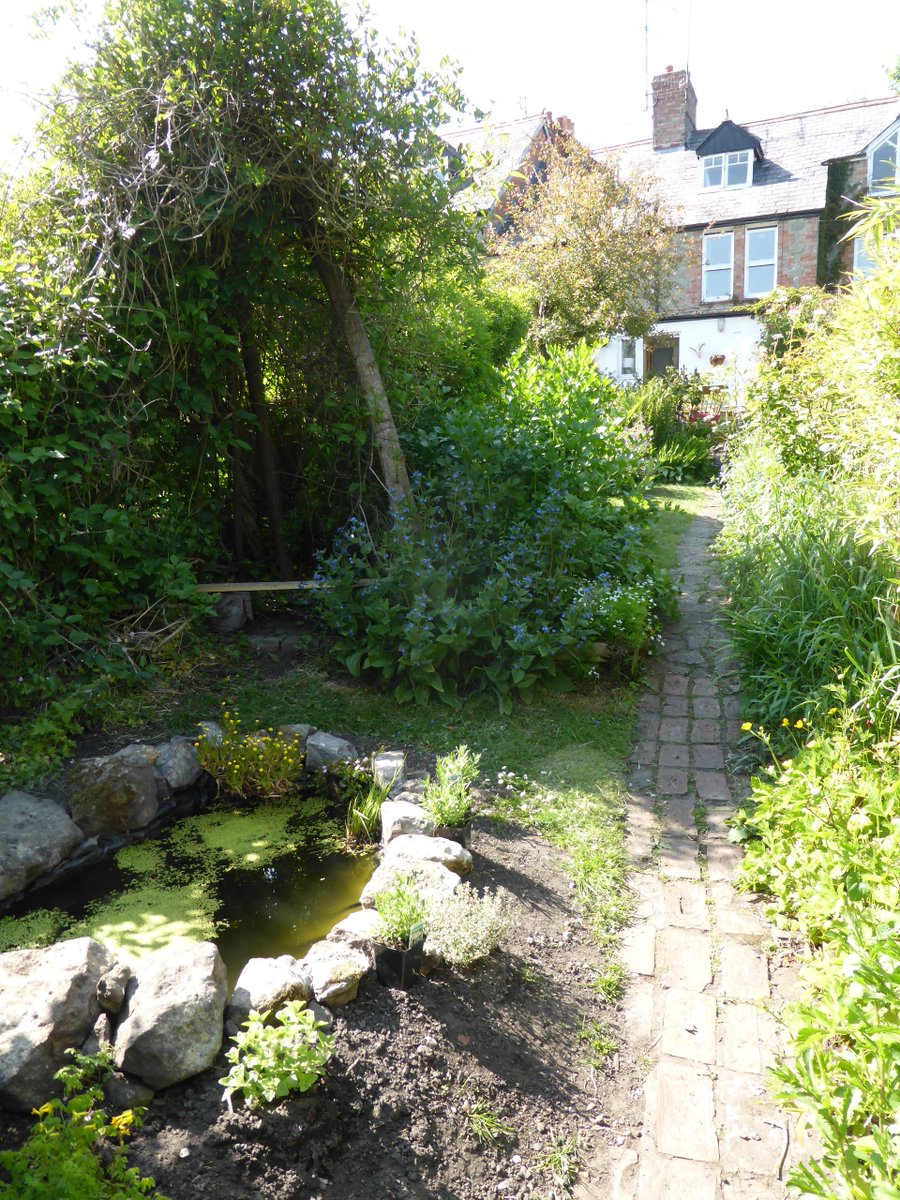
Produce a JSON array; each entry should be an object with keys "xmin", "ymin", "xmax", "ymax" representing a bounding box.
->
[
  {"xmin": 310, "ymin": 250, "xmax": 415, "ymax": 515},
  {"xmin": 235, "ymin": 296, "xmax": 293, "ymax": 578}
]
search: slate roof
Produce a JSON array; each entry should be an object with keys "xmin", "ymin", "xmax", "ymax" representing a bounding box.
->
[
  {"xmin": 441, "ymin": 113, "xmax": 550, "ymax": 213},
  {"xmin": 600, "ymin": 96, "xmax": 900, "ymax": 227}
]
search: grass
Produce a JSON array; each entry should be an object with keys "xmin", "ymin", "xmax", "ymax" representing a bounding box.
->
[
  {"xmin": 537, "ymin": 1130, "xmax": 581, "ymax": 1193},
  {"xmin": 465, "ymin": 1098, "xmax": 514, "ymax": 1145},
  {"xmin": 578, "ymin": 1017, "xmax": 617, "ymax": 1069},
  {"xmin": 651, "ymin": 483, "xmax": 712, "ymax": 574}
]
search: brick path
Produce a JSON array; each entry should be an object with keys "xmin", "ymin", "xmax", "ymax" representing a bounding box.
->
[{"xmin": 605, "ymin": 492, "xmax": 797, "ymax": 1199}]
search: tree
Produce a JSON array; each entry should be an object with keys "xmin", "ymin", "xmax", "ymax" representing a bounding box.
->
[
  {"xmin": 489, "ymin": 136, "xmax": 674, "ymax": 353},
  {"xmin": 50, "ymin": 0, "xmax": 477, "ymax": 516}
]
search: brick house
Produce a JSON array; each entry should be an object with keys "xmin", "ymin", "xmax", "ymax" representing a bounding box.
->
[
  {"xmin": 594, "ymin": 68, "xmax": 900, "ymax": 386},
  {"xmin": 444, "ymin": 111, "xmax": 576, "ymax": 231}
]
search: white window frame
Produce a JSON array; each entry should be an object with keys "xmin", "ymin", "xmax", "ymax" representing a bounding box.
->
[
  {"xmin": 701, "ymin": 149, "xmax": 752, "ymax": 190},
  {"xmin": 867, "ymin": 123, "xmax": 900, "ymax": 195},
  {"xmin": 744, "ymin": 225, "xmax": 778, "ymax": 298},
  {"xmin": 620, "ymin": 337, "xmax": 637, "ymax": 376},
  {"xmin": 702, "ymin": 230, "xmax": 734, "ymax": 302}
]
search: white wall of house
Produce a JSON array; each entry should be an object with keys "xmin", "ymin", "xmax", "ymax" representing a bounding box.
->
[{"xmin": 596, "ymin": 314, "xmax": 763, "ymax": 393}]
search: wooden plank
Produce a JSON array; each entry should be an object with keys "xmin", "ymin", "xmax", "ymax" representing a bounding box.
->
[{"xmin": 196, "ymin": 580, "xmax": 329, "ymax": 594}]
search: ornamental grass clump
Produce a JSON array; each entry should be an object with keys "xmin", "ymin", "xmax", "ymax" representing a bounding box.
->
[
  {"xmin": 195, "ymin": 704, "xmax": 303, "ymax": 800},
  {"xmin": 425, "ymin": 883, "xmax": 516, "ymax": 967}
]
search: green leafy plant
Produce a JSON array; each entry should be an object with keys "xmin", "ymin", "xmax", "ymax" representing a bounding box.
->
[
  {"xmin": 464, "ymin": 1098, "xmax": 514, "ymax": 1146},
  {"xmin": 0, "ymin": 1048, "xmax": 163, "ymax": 1198},
  {"xmin": 317, "ymin": 344, "xmax": 671, "ymax": 710},
  {"xmin": 195, "ymin": 706, "xmax": 303, "ymax": 800},
  {"xmin": 373, "ymin": 875, "xmax": 429, "ymax": 949},
  {"xmin": 219, "ymin": 1000, "xmax": 334, "ymax": 1111},
  {"xmin": 425, "ymin": 883, "xmax": 515, "ymax": 967},
  {"xmin": 422, "ymin": 744, "xmax": 481, "ymax": 827}
]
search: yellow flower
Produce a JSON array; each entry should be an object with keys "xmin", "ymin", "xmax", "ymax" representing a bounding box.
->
[
  {"xmin": 740, "ymin": 721, "xmax": 753, "ymax": 731},
  {"xmin": 828, "ymin": 707, "xmax": 838, "ymax": 715},
  {"xmin": 794, "ymin": 719, "xmax": 804, "ymax": 729},
  {"xmin": 781, "ymin": 718, "xmax": 789, "ymax": 727},
  {"xmin": 32, "ymin": 1102, "xmax": 53, "ymax": 1117}
]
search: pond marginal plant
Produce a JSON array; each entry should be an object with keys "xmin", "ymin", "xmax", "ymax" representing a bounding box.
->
[
  {"xmin": 195, "ymin": 704, "xmax": 303, "ymax": 800},
  {"xmin": 374, "ymin": 875, "xmax": 430, "ymax": 949}
]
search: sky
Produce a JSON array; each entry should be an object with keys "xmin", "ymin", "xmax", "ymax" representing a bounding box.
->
[{"xmin": 0, "ymin": 0, "xmax": 897, "ymax": 163}]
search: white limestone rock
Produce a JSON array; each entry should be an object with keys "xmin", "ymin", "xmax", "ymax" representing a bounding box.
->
[
  {"xmin": 300, "ymin": 940, "xmax": 370, "ymax": 1007},
  {"xmin": 383, "ymin": 833, "xmax": 473, "ymax": 877},
  {"xmin": 305, "ymin": 731, "xmax": 357, "ymax": 772},
  {"xmin": 360, "ymin": 859, "xmax": 461, "ymax": 911},
  {"xmin": 380, "ymin": 799, "xmax": 435, "ymax": 845},
  {"xmin": 225, "ymin": 955, "xmax": 312, "ymax": 1026},
  {"xmin": 0, "ymin": 791, "xmax": 83, "ymax": 902}
]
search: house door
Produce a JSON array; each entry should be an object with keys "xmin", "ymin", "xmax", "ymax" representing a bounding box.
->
[{"xmin": 644, "ymin": 336, "xmax": 679, "ymax": 379}]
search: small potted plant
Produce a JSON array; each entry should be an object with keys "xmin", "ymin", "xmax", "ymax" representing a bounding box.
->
[
  {"xmin": 372, "ymin": 875, "xmax": 430, "ymax": 989},
  {"xmin": 422, "ymin": 744, "xmax": 481, "ymax": 848}
]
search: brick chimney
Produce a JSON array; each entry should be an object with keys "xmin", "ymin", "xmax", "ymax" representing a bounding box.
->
[{"xmin": 651, "ymin": 66, "xmax": 697, "ymax": 150}]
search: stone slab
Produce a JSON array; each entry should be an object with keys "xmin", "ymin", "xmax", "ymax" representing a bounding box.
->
[
  {"xmin": 657, "ymin": 767, "xmax": 689, "ymax": 796},
  {"xmin": 707, "ymin": 842, "xmax": 744, "ymax": 883},
  {"xmin": 719, "ymin": 940, "xmax": 770, "ymax": 1000},
  {"xmin": 662, "ymin": 880, "xmax": 710, "ymax": 929},
  {"xmin": 658, "ymin": 743, "xmax": 690, "ymax": 769},
  {"xmin": 717, "ymin": 1003, "xmax": 777, "ymax": 1075},
  {"xmin": 692, "ymin": 743, "xmax": 726, "ymax": 771},
  {"xmin": 620, "ymin": 925, "xmax": 656, "ymax": 976},
  {"xmin": 692, "ymin": 697, "xmax": 722, "ymax": 719},
  {"xmin": 662, "ymin": 696, "xmax": 689, "ymax": 718},
  {"xmin": 660, "ymin": 835, "xmax": 702, "ymax": 880},
  {"xmin": 658, "ymin": 718, "xmax": 688, "ymax": 743},
  {"xmin": 662, "ymin": 795, "xmax": 697, "ymax": 836},
  {"xmin": 622, "ymin": 981, "xmax": 656, "ymax": 1043},
  {"xmin": 695, "ymin": 771, "xmax": 733, "ymax": 802},
  {"xmin": 650, "ymin": 1060, "xmax": 719, "ymax": 1162},
  {"xmin": 661, "ymin": 988, "xmax": 717, "ymax": 1063},
  {"xmin": 663, "ymin": 673, "xmax": 690, "ymax": 696},
  {"xmin": 715, "ymin": 1068, "xmax": 788, "ymax": 1176},
  {"xmin": 691, "ymin": 719, "xmax": 722, "ymax": 744},
  {"xmin": 658, "ymin": 928, "xmax": 712, "ymax": 991}
]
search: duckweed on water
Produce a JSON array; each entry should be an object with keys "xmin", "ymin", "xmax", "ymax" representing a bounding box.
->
[{"xmin": 0, "ymin": 790, "xmax": 350, "ymax": 964}]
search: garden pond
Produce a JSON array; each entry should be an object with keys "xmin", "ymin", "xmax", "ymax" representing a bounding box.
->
[{"xmin": 0, "ymin": 788, "xmax": 375, "ymax": 987}]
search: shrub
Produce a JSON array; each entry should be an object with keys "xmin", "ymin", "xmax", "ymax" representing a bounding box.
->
[
  {"xmin": 425, "ymin": 883, "xmax": 515, "ymax": 967},
  {"xmin": 316, "ymin": 344, "xmax": 672, "ymax": 709},
  {"xmin": 374, "ymin": 875, "xmax": 430, "ymax": 949},
  {"xmin": 635, "ymin": 367, "xmax": 727, "ymax": 483},
  {"xmin": 0, "ymin": 1048, "xmax": 163, "ymax": 1199},
  {"xmin": 219, "ymin": 1000, "xmax": 334, "ymax": 1110},
  {"xmin": 422, "ymin": 744, "xmax": 480, "ymax": 827},
  {"xmin": 195, "ymin": 706, "xmax": 304, "ymax": 800}
]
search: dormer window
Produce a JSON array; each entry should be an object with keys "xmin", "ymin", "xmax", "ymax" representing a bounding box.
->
[
  {"xmin": 702, "ymin": 150, "xmax": 752, "ymax": 189},
  {"xmin": 869, "ymin": 124, "xmax": 899, "ymax": 194}
]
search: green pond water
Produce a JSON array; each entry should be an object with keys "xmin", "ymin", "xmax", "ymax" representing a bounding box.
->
[{"xmin": 0, "ymin": 791, "xmax": 375, "ymax": 989}]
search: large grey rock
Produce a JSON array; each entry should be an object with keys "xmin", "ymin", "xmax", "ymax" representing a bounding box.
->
[
  {"xmin": 104, "ymin": 1072, "xmax": 155, "ymax": 1110},
  {"xmin": 380, "ymin": 799, "xmax": 435, "ymax": 845},
  {"xmin": 114, "ymin": 941, "xmax": 227, "ymax": 1090},
  {"xmin": 68, "ymin": 758, "xmax": 158, "ymax": 837},
  {"xmin": 360, "ymin": 859, "xmax": 461, "ymax": 910},
  {"xmin": 156, "ymin": 737, "xmax": 202, "ymax": 791},
  {"xmin": 278, "ymin": 723, "xmax": 316, "ymax": 748},
  {"xmin": 212, "ymin": 591, "xmax": 252, "ymax": 634},
  {"xmin": 305, "ymin": 731, "xmax": 357, "ymax": 771},
  {"xmin": 197, "ymin": 720, "xmax": 223, "ymax": 746},
  {"xmin": 0, "ymin": 791, "xmax": 84, "ymax": 902},
  {"xmin": 383, "ymin": 833, "xmax": 473, "ymax": 877},
  {"xmin": 112, "ymin": 743, "xmax": 160, "ymax": 767},
  {"xmin": 225, "ymin": 955, "xmax": 311, "ymax": 1026},
  {"xmin": 300, "ymin": 940, "xmax": 370, "ymax": 1007},
  {"xmin": 305, "ymin": 731, "xmax": 357, "ymax": 772},
  {"xmin": 0, "ymin": 937, "xmax": 115, "ymax": 1110}
]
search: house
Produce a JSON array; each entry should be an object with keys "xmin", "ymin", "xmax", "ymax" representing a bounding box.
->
[
  {"xmin": 443, "ymin": 111, "xmax": 576, "ymax": 231},
  {"xmin": 593, "ymin": 68, "xmax": 900, "ymax": 386}
]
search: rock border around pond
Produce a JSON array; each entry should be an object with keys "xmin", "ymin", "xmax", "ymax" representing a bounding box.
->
[{"xmin": 0, "ymin": 738, "xmax": 482, "ymax": 1111}]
